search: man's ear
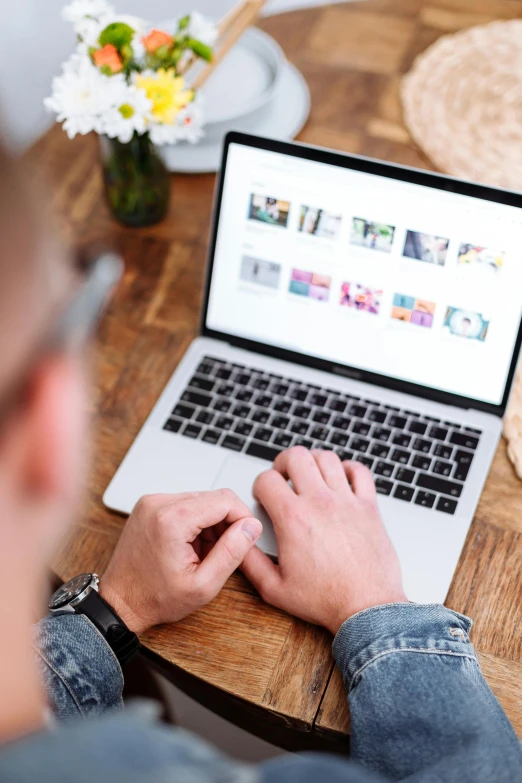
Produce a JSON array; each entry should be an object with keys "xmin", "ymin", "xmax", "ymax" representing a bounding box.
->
[{"xmin": 3, "ymin": 354, "xmax": 87, "ymax": 513}]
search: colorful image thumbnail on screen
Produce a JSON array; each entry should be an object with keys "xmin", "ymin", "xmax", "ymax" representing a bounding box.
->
[
  {"xmin": 289, "ymin": 269, "xmax": 331, "ymax": 301},
  {"xmin": 248, "ymin": 194, "xmax": 290, "ymax": 227},
  {"xmin": 340, "ymin": 282, "xmax": 382, "ymax": 314},
  {"xmin": 457, "ymin": 244, "xmax": 504, "ymax": 273},
  {"xmin": 403, "ymin": 230, "xmax": 449, "ymax": 266},
  {"xmin": 443, "ymin": 307, "xmax": 489, "ymax": 341},
  {"xmin": 298, "ymin": 206, "xmax": 342, "ymax": 239},
  {"xmin": 391, "ymin": 293, "xmax": 436, "ymax": 328},
  {"xmin": 240, "ymin": 256, "xmax": 281, "ymax": 289},
  {"xmin": 350, "ymin": 217, "xmax": 395, "ymax": 253}
]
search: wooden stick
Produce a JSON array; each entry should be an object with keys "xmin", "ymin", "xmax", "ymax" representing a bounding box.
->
[
  {"xmin": 192, "ymin": 0, "xmax": 266, "ymax": 90},
  {"xmin": 217, "ymin": 0, "xmax": 254, "ymax": 37},
  {"xmin": 179, "ymin": 0, "xmax": 267, "ymax": 88}
]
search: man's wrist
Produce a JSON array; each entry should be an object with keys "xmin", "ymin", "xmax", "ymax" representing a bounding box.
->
[
  {"xmin": 327, "ymin": 591, "xmax": 409, "ymax": 636},
  {"xmin": 98, "ymin": 581, "xmax": 148, "ymax": 636}
]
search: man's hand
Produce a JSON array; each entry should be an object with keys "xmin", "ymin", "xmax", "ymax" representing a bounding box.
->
[
  {"xmin": 100, "ymin": 490, "xmax": 262, "ymax": 635},
  {"xmin": 241, "ymin": 447, "xmax": 407, "ymax": 635}
]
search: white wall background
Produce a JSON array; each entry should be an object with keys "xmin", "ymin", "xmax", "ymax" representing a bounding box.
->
[{"xmin": 0, "ymin": 0, "xmax": 348, "ymax": 150}]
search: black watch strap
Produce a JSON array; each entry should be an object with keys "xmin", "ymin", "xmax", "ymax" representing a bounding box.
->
[{"xmin": 75, "ymin": 589, "xmax": 141, "ymax": 667}]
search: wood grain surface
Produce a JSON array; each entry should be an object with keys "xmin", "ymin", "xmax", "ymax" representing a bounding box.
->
[{"xmin": 26, "ymin": 0, "xmax": 522, "ymax": 749}]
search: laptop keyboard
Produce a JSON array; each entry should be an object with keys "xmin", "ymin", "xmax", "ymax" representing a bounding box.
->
[{"xmin": 163, "ymin": 356, "xmax": 481, "ymax": 515}]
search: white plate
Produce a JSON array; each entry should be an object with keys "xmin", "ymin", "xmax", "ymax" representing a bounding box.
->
[
  {"xmin": 199, "ymin": 28, "xmax": 284, "ymax": 126},
  {"xmin": 160, "ymin": 61, "xmax": 310, "ymax": 173}
]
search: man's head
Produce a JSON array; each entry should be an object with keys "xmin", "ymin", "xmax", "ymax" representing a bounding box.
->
[{"xmin": 0, "ymin": 139, "xmax": 87, "ymax": 578}]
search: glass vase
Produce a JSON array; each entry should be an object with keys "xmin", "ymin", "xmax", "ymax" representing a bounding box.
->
[{"xmin": 99, "ymin": 133, "xmax": 170, "ymax": 228}]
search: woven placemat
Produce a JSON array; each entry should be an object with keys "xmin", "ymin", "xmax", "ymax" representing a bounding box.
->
[{"xmin": 401, "ymin": 19, "xmax": 522, "ymax": 479}]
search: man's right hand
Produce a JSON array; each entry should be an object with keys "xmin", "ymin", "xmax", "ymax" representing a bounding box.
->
[
  {"xmin": 100, "ymin": 489, "xmax": 262, "ymax": 636},
  {"xmin": 241, "ymin": 447, "xmax": 407, "ymax": 635}
]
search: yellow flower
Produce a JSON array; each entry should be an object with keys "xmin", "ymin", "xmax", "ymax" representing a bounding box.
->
[{"xmin": 135, "ymin": 68, "xmax": 194, "ymax": 125}]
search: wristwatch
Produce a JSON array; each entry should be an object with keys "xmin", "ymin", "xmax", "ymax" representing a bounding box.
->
[{"xmin": 49, "ymin": 573, "xmax": 141, "ymax": 666}]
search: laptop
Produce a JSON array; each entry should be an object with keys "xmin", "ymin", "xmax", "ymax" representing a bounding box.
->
[{"xmin": 104, "ymin": 132, "xmax": 522, "ymax": 605}]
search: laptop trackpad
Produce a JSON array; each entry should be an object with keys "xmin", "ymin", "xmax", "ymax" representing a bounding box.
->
[{"xmin": 212, "ymin": 457, "xmax": 278, "ymax": 558}]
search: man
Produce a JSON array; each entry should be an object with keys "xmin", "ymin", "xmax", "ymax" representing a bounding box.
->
[{"xmin": 0, "ymin": 140, "xmax": 520, "ymax": 783}]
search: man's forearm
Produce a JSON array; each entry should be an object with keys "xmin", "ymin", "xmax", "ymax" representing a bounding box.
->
[
  {"xmin": 34, "ymin": 613, "xmax": 123, "ymax": 721},
  {"xmin": 334, "ymin": 603, "xmax": 522, "ymax": 782}
]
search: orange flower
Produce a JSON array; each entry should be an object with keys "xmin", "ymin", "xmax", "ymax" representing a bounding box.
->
[
  {"xmin": 93, "ymin": 43, "xmax": 123, "ymax": 74},
  {"xmin": 142, "ymin": 28, "xmax": 174, "ymax": 53}
]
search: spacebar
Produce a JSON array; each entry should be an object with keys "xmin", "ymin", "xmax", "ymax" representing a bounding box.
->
[
  {"xmin": 416, "ymin": 473, "xmax": 463, "ymax": 498},
  {"xmin": 246, "ymin": 442, "xmax": 282, "ymax": 462}
]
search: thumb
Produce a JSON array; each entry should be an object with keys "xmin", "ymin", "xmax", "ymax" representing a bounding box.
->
[{"xmin": 196, "ymin": 517, "xmax": 263, "ymax": 595}]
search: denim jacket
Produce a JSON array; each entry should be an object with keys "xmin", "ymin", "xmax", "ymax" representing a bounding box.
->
[{"xmin": 0, "ymin": 603, "xmax": 520, "ymax": 782}]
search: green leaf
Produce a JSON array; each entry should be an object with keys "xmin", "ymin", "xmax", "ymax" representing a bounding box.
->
[
  {"xmin": 100, "ymin": 64, "xmax": 113, "ymax": 76},
  {"xmin": 120, "ymin": 43, "xmax": 133, "ymax": 62},
  {"xmin": 99, "ymin": 22, "xmax": 134, "ymax": 49},
  {"xmin": 178, "ymin": 15, "xmax": 190, "ymax": 31},
  {"xmin": 187, "ymin": 38, "xmax": 213, "ymax": 62},
  {"xmin": 144, "ymin": 53, "xmax": 161, "ymax": 71},
  {"xmin": 155, "ymin": 44, "xmax": 171, "ymax": 60},
  {"xmin": 170, "ymin": 45, "xmax": 183, "ymax": 66}
]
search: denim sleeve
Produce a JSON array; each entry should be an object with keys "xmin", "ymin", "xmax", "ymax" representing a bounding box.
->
[
  {"xmin": 34, "ymin": 613, "xmax": 124, "ymax": 721},
  {"xmin": 333, "ymin": 602, "xmax": 522, "ymax": 782},
  {"xmin": 29, "ymin": 605, "xmax": 522, "ymax": 783},
  {"xmin": 0, "ymin": 712, "xmax": 387, "ymax": 783}
]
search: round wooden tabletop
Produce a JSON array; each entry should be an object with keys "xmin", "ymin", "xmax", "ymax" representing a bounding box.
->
[{"xmin": 29, "ymin": 0, "xmax": 522, "ymax": 751}]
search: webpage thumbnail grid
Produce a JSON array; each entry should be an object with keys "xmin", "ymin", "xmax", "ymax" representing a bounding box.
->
[
  {"xmin": 207, "ymin": 145, "xmax": 522, "ymax": 405},
  {"xmin": 244, "ymin": 195, "xmax": 497, "ymax": 339}
]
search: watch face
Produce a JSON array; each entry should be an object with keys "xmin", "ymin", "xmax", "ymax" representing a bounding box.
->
[{"xmin": 49, "ymin": 573, "xmax": 92, "ymax": 610}]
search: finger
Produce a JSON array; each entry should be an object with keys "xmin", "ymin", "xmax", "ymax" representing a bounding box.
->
[
  {"xmin": 273, "ymin": 446, "xmax": 324, "ymax": 494},
  {"xmin": 174, "ymin": 489, "xmax": 254, "ymax": 539},
  {"xmin": 343, "ymin": 461, "xmax": 377, "ymax": 499},
  {"xmin": 311, "ymin": 449, "xmax": 350, "ymax": 491},
  {"xmin": 134, "ymin": 492, "xmax": 202, "ymax": 518},
  {"xmin": 241, "ymin": 545, "xmax": 283, "ymax": 607},
  {"xmin": 195, "ymin": 516, "xmax": 263, "ymax": 598},
  {"xmin": 253, "ymin": 468, "xmax": 296, "ymax": 527}
]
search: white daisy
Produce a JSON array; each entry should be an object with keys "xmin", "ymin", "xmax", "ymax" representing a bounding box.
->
[
  {"xmin": 74, "ymin": 16, "xmax": 102, "ymax": 47},
  {"xmin": 131, "ymin": 32, "xmax": 146, "ymax": 65},
  {"xmin": 102, "ymin": 84, "xmax": 153, "ymax": 143},
  {"xmin": 44, "ymin": 57, "xmax": 122, "ymax": 138},
  {"xmin": 186, "ymin": 11, "xmax": 218, "ymax": 47},
  {"xmin": 176, "ymin": 96, "xmax": 205, "ymax": 144},
  {"xmin": 148, "ymin": 122, "xmax": 182, "ymax": 147},
  {"xmin": 62, "ymin": 0, "xmax": 114, "ymax": 24},
  {"xmin": 148, "ymin": 96, "xmax": 205, "ymax": 146},
  {"xmin": 61, "ymin": 49, "xmax": 87, "ymax": 74}
]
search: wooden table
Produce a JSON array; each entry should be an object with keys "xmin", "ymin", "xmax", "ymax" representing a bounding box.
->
[{"xmin": 29, "ymin": 0, "xmax": 522, "ymax": 752}]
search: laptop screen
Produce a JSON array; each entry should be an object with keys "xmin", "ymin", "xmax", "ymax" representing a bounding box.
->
[{"xmin": 205, "ymin": 138, "xmax": 522, "ymax": 411}]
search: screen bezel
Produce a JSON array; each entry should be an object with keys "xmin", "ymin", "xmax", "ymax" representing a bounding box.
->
[{"xmin": 201, "ymin": 131, "xmax": 522, "ymax": 418}]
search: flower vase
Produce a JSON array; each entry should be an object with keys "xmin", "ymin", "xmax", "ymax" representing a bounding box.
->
[{"xmin": 100, "ymin": 133, "xmax": 170, "ymax": 227}]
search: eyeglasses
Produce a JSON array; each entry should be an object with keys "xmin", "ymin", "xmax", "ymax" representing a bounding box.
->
[
  {"xmin": 0, "ymin": 251, "xmax": 124, "ymax": 422},
  {"xmin": 46, "ymin": 251, "xmax": 124, "ymax": 352}
]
